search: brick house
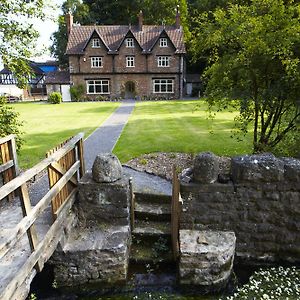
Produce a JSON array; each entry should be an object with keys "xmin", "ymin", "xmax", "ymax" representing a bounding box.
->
[{"xmin": 65, "ymin": 10, "xmax": 186, "ymax": 100}]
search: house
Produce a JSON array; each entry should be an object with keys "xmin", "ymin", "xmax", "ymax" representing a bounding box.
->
[
  {"xmin": 45, "ymin": 70, "xmax": 71, "ymax": 102},
  {"xmin": 0, "ymin": 60, "xmax": 58, "ymax": 100},
  {"xmin": 65, "ymin": 9, "xmax": 186, "ymax": 100}
]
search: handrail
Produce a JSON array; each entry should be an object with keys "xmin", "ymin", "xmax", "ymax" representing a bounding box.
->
[{"xmin": 0, "ymin": 132, "xmax": 84, "ymax": 201}]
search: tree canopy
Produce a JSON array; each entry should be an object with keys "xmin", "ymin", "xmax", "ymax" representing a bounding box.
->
[
  {"xmin": 191, "ymin": 0, "xmax": 300, "ymax": 154},
  {"xmin": 0, "ymin": 0, "xmax": 49, "ymax": 87}
]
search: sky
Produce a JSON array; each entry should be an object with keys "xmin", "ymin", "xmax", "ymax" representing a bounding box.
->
[{"xmin": 33, "ymin": 0, "xmax": 65, "ymax": 61}]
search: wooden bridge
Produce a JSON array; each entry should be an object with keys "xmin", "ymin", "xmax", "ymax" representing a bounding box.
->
[{"xmin": 0, "ymin": 133, "xmax": 84, "ymax": 300}]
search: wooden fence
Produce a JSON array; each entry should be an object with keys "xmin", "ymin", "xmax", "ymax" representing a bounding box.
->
[
  {"xmin": 171, "ymin": 164, "xmax": 181, "ymax": 261},
  {"xmin": 0, "ymin": 134, "xmax": 19, "ymax": 201},
  {"xmin": 0, "ymin": 133, "xmax": 85, "ymax": 300}
]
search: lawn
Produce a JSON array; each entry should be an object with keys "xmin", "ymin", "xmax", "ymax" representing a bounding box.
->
[
  {"xmin": 113, "ymin": 100, "xmax": 253, "ymax": 162},
  {"xmin": 12, "ymin": 101, "xmax": 120, "ymax": 169}
]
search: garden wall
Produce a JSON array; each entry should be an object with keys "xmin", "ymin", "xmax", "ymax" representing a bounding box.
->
[{"xmin": 180, "ymin": 153, "xmax": 300, "ymax": 264}]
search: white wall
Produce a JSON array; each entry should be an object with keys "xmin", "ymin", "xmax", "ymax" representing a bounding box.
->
[{"xmin": 0, "ymin": 85, "xmax": 23, "ymax": 97}]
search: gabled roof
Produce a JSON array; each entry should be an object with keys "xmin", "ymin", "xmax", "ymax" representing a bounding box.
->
[{"xmin": 66, "ymin": 25, "xmax": 186, "ymax": 55}]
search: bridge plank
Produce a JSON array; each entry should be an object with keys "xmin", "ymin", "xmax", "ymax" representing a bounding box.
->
[
  {"xmin": 0, "ymin": 190, "xmax": 77, "ymax": 300},
  {"xmin": 0, "ymin": 161, "xmax": 80, "ymax": 259},
  {"xmin": 0, "ymin": 133, "xmax": 84, "ymax": 201}
]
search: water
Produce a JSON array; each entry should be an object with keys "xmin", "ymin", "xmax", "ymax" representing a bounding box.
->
[{"xmin": 27, "ymin": 262, "xmax": 244, "ymax": 300}]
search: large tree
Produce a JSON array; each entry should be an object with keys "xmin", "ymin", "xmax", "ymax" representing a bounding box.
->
[
  {"xmin": 0, "ymin": 0, "xmax": 48, "ymax": 87},
  {"xmin": 191, "ymin": 0, "xmax": 300, "ymax": 154}
]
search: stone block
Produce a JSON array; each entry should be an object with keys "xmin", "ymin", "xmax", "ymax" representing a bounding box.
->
[
  {"xmin": 179, "ymin": 230, "xmax": 236, "ymax": 291},
  {"xmin": 231, "ymin": 153, "xmax": 284, "ymax": 184},
  {"xmin": 92, "ymin": 153, "xmax": 123, "ymax": 183},
  {"xmin": 193, "ymin": 152, "xmax": 220, "ymax": 184},
  {"xmin": 281, "ymin": 157, "xmax": 300, "ymax": 182}
]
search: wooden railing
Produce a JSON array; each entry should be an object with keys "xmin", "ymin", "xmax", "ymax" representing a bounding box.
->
[
  {"xmin": 0, "ymin": 134, "xmax": 19, "ymax": 201},
  {"xmin": 46, "ymin": 136, "xmax": 84, "ymax": 220},
  {"xmin": 171, "ymin": 165, "xmax": 181, "ymax": 261},
  {"xmin": 0, "ymin": 133, "xmax": 85, "ymax": 300}
]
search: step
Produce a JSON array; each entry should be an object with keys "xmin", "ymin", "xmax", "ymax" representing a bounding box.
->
[
  {"xmin": 130, "ymin": 240, "xmax": 173, "ymax": 264},
  {"xmin": 135, "ymin": 202, "xmax": 171, "ymax": 221},
  {"xmin": 134, "ymin": 192, "xmax": 172, "ymax": 205},
  {"xmin": 132, "ymin": 220, "xmax": 171, "ymax": 236}
]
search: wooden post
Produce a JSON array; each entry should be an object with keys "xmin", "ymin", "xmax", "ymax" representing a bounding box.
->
[
  {"xmin": 19, "ymin": 183, "xmax": 43, "ymax": 272},
  {"xmin": 171, "ymin": 165, "xmax": 180, "ymax": 261},
  {"xmin": 129, "ymin": 177, "xmax": 135, "ymax": 230},
  {"xmin": 77, "ymin": 138, "xmax": 85, "ymax": 178}
]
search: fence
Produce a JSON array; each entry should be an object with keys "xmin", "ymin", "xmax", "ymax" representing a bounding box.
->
[
  {"xmin": 171, "ymin": 164, "xmax": 181, "ymax": 260},
  {"xmin": 0, "ymin": 134, "xmax": 19, "ymax": 201},
  {"xmin": 0, "ymin": 133, "xmax": 85, "ymax": 300}
]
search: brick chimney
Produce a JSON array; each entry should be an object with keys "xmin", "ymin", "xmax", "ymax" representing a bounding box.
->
[
  {"xmin": 138, "ymin": 10, "xmax": 143, "ymax": 31},
  {"xmin": 65, "ymin": 11, "xmax": 73, "ymax": 36},
  {"xmin": 175, "ymin": 5, "xmax": 180, "ymax": 29}
]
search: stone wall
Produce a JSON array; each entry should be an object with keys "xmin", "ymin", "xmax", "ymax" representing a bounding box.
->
[{"xmin": 180, "ymin": 153, "xmax": 300, "ymax": 264}]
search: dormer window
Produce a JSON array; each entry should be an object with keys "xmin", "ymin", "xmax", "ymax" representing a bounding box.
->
[
  {"xmin": 126, "ymin": 38, "xmax": 134, "ymax": 48},
  {"xmin": 92, "ymin": 38, "xmax": 101, "ymax": 48},
  {"xmin": 159, "ymin": 38, "xmax": 168, "ymax": 47}
]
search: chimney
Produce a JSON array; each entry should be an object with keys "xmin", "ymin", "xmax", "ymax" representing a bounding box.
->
[
  {"xmin": 175, "ymin": 5, "xmax": 180, "ymax": 29},
  {"xmin": 65, "ymin": 11, "xmax": 73, "ymax": 36},
  {"xmin": 138, "ymin": 10, "xmax": 143, "ymax": 31}
]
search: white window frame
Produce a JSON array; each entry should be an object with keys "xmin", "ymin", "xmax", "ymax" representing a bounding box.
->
[
  {"xmin": 157, "ymin": 56, "xmax": 170, "ymax": 67},
  {"xmin": 159, "ymin": 38, "xmax": 168, "ymax": 47},
  {"xmin": 153, "ymin": 79, "xmax": 174, "ymax": 93},
  {"xmin": 92, "ymin": 38, "xmax": 101, "ymax": 48},
  {"xmin": 91, "ymin": 56, "xmax": 103, "ymax": 68},
  {"xmin": 126, "ymin": 56, "xmax": 135, "ymax": 67},
  {"xmin": 126, "ymin": 38, "xmax": 134, "ymax": 48},
  {"xmin": 87, "ymin": 80, "xmax": 110, "ymax": 94}
]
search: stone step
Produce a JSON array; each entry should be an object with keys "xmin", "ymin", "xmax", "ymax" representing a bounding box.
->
[
  {"xmin": 132, "ymin": 220, "xmax": 171, "ymax": 237},
  {"xmin": 130, "ymin": 239, "xmax": 173, "ymax": 264},
  {"xmin": 134, "ymin": 202, "xmax": 171, "ymax": 221},
  {"xmin": 134, "ymin": 192, "xmax": 172, "ymax": 205}
]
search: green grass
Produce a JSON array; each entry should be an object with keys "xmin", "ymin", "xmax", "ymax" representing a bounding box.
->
[
  {"xmin": 113, "ymin": 100, "xmax": 253, "ymax": 162},
  {"xmin": 12, "ymin": 101, "xmax": 120, "ymax": 169}
]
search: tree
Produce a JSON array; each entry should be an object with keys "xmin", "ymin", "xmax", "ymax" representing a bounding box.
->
[
  {"xmin": 0, "ymin": 97, "xmax": 23, "ymax": 150},
  {"xmin": 0, "ymin": 0, "xmax": 48, "ymax": 87},
  {"xmin": 191, "ymin": 0, "xmax": 300, "ymax": 154}
]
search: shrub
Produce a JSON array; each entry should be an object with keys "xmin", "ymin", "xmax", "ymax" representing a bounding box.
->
[
  {"xmin": 0, "ymin": 96, "xmax": 23, "ymax": 151},
  {"xmin": 48, "ymin": 92, "xmax": 62, "ymax": 104},
  {"xmin": 70, "ymin": 84, "xmax": 85, "ymax": 101}
]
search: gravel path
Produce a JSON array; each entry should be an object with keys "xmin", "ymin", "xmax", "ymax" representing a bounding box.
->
[{"xmin": 84, "ymin": 100, "xmax": 135, "ymax": 170}]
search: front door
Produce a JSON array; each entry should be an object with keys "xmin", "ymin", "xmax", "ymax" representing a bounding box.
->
[{"xmin": 125, "ymin": 81, "xmax": 135, "ymax": 99}]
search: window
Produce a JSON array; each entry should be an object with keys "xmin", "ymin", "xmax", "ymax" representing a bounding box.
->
[
  {"xmin": 91, "ymin": 56, "xmax": 103, "ymax": 68},
  {"xmin": 157, "ymin": 56, "xmax": 170, "ymax": 67},
  {"xmin": 159, "ymin": 38, "xmax": 168, "ymax": 47},
  {"xmin": 126, "ymin": 56, "xmax": 135, "ymax": 67},
  {"xmin": 153, "ymin": 79, "xmax": 174, "ymax": 93},
  {"xmin": 126, "ymin": 38, "xmax": 134, "ymax": 48},
  {"xmin": 87, "ymin": 80, "xmax": 110, "ymax": 94},
  {"xmin": 92, "ymin": 38, "xmax": 101, "ymax": 48}
]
